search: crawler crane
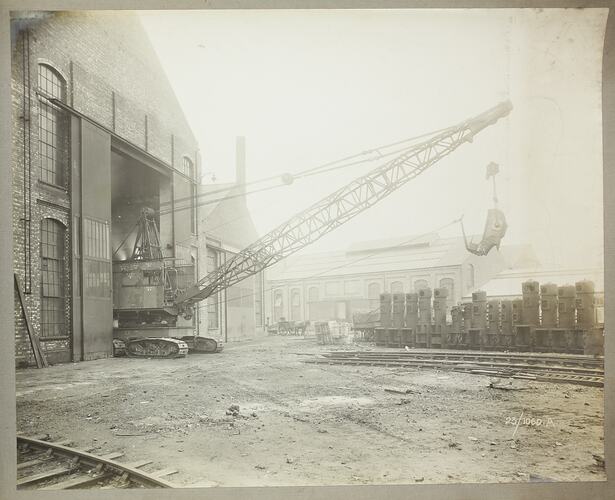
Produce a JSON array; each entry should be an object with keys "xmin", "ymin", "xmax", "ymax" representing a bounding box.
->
[{"xmin": 113, "ymin": 101, "xmax": 513, "ymax": 357}]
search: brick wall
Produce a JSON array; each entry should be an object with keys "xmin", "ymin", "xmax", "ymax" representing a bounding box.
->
[{"xmin": 11, "ymin": 11, "xmax": 200, "ymax": 367}]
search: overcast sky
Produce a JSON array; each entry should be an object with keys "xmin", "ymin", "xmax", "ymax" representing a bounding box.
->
[{"xmin": 139, "ymin": 8, "xmax": 606, "ymax": 269}]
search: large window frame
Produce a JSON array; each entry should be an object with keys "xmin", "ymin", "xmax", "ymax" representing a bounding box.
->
[
  {"xmin": 414, "ymin": 279, "xmax": 429, "ymax": 292},
  {"xmin": 367, "ymin": 282, "xmax": 381, "ymax": 310},
  {"xmin": 40, "ymin": 218, "xmax": 67, "ymax": 338},
  {"xmin": 273, "ymin": 290, "xmax": 284, "ymax": 321},
  {"xmin": 83, "ymin": 217, "xmax": 111, "ymax": 299},
  {"xmin": 38, "ymin": 63, "xmax": 67, "ymax": 187},
  {"xmin": 439, "ymin": 277, "xmax": 455, "ymax": 308},
  {"xmin": 466, "ymin": 264, "xmax": 475, "ymax": 289},
  {"xmin": 290, "ymin": 288, "xmax": 301, "ymax": 321}
]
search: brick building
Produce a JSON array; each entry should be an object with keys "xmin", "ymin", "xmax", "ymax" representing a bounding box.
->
[
  {"xmin": 265, "ymin": 233, "xmax": 538, "ymax": 324},
  {"xmin": 10, "ymin": 11, "xmax": 263, "ymax": 366}
]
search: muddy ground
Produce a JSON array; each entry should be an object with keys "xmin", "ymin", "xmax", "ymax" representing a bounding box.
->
[{"xmin": 15, "ymin": 336, "xmax": 605, "ymax": 487}]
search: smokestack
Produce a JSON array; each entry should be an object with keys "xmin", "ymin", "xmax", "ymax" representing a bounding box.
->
[{"xmin": 235, "ymin": 136, "xmax": 246, "ymax": 194}]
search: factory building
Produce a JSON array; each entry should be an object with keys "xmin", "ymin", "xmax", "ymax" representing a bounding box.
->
[
  {"xmin": 11, "ymin": 12, "xmax": 262, "ymax": 367},
  {"xmin": 197, "ymin": 137, "xmax": 266, "ymax": 342},
  {"xmin": 265, "ymin": 233, "xmax": 538, "ymax": 324},
  {"xmin": 464, "ymin": 267, "xmax": 605, "ymax": 324}
]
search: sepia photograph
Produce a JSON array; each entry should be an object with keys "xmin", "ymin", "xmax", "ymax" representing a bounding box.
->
[{"xmin": 1, "ymin": 2, "xmax": 613, "ymax": 499}]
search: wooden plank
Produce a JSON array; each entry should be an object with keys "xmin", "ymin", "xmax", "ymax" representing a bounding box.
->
[
  {"xmin": 24, "ymin": 280, "xmax": 48, "ymax": 368},
  {"xmin": 151, "ymin": 468, "xmax": 178, "ymax": 477},
  {"xmin": 186, "ymin": 479, "xmax": 219, "ymax": 488},
  {"xmin": 17, "ymin": 467, "xmax": 72, "ymax": 487},
  {"xmin": 14, "ymin": 274, "xmax": 46, "ymax": 368},
  {"xmin": 29, "ymin": 434, "xmax": 51, "ymax": 441},
  {"xmin": 43, "ymin": 472, "xmax": 111, "ymax": 490},
  {"xmin": 17, "ymin": 456, "xmax": 51, "ymax": 470},
  {"xmin": 100, "ymin": 482, "xmax": 131, "ymax": 489},
  {"xmin": 124, "ymin": 459, "xmax": 153, "ymax": 469},
  {"xmin": 17, "ymin": 433, "xmax": 51, "ymax": 444},
  {"xmin": 100, "ymin": 452, "xmax": 124, "ymax": 460},
  {"xmin": 51, "ymin": 439, "xmax": 73, "ymax": 447}
]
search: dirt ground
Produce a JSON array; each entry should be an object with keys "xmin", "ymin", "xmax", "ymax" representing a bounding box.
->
[{"xmin": 15, "ymin": 336, "xmax": 605, "ymax": 487}]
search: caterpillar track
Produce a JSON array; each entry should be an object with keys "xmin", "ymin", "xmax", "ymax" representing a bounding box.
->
[
  {"xmin": 113, "ymin": 336, "xmax": 222, "ymax": 358},
  {"xmin": 179, "ymin": 336, "xmax": 224, "ymax": 354},
  {"xmin": 125, "ymin": 338, "xmax": 188, "ymax": 358}
]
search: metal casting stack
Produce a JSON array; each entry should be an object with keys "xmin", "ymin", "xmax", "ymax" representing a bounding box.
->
[{"xmin": 368, "ymin": 279, "xmax": 603, "ymax": 355}]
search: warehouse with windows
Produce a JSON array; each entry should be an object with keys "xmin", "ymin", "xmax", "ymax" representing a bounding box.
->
[{"xmin": 265, "ymin": 233, "xmax": 539, "ymax": 324}]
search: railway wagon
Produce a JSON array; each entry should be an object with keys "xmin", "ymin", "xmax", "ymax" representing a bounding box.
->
[{"xmin": 363, "ymin": 280, "xmax": 603, "ymax": 355}]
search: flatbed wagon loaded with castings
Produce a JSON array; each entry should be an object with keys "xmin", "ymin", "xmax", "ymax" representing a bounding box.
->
[{"xmin": 365, "ymin": 279, "xmax": 604, "ymax": 356}]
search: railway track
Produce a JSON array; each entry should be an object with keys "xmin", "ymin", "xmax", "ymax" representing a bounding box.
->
[
  {"xmin": 319, "ymin": 349, "xmax": 604, "ymax": 367},
  {"xmin": 16, "ymin": 435, "xmax": 178, "ymax": 489},
  {"xmin": 302, "ymin": 349, "xmax": 604, "ymax": 387}
]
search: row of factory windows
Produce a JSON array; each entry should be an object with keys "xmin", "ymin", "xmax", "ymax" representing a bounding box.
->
[{"xmin": 272, "ymin": 276, "xmax": 459, "ymax": 321}]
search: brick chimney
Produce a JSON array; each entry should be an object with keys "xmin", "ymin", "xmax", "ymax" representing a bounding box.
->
[{"xmin": 235, "ymin": 136, "xmax": 246, "ymax": 194}]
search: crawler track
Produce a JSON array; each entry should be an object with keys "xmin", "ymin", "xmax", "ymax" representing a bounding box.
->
[
  {"xmin": 303, "ymin": 349, "xmax": 604, "ymax": 387},
  {"xmin": 17, "ymin": 435, "xmax": 178, "ymax": 489}
]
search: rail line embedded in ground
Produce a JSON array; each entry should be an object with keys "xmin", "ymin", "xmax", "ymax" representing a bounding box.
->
[
  {"xmin": 302, "ymin": 350, "xmax": 604, "ymax": 387},
  {"xmin": 16, "ymin": 435, "xmax": 178, "ymax": 489}
]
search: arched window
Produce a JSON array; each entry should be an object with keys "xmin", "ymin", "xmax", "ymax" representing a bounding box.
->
[
  {"xmin": 367, "ymin": 282, "xmax": 381, "ymax": 299},
  {"xmin": 308, "ymin": 286, "xmax": 319, "ymax": 302},
  {"xmin": 466, "ymin": 264, "xmax": 475, "ymax": 289},
  {"xmin": 439, "ymin": 278, "xmax": 455, "ymax": 308},
  {"xmin": 273, "ymin": 290, "xmax": 284, "ymax": 321},
  {"xmin": 367, "ymin": 282, "xmax": 381, "ymax": 311},
  {"xmin": 38, "ymin": 64, "xmax": 67, "ymax": 187},
  {"xmin": 40, "ymin": 218, "xmax": 66, "ymax": 337},
  {"xmin": 182, "ymin": 156, "xmax": 195, "ymax": 178},
  {"xmin": 290, "ymin": 288, "xmax": 301, "ymax": 321},
  {"xmin": 414, "ymin": 279, "xmax": 429, "ymax": 292},
  {"xmin": 390, "ymin": 281, "xmax": 404, "ymax": 293}
]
